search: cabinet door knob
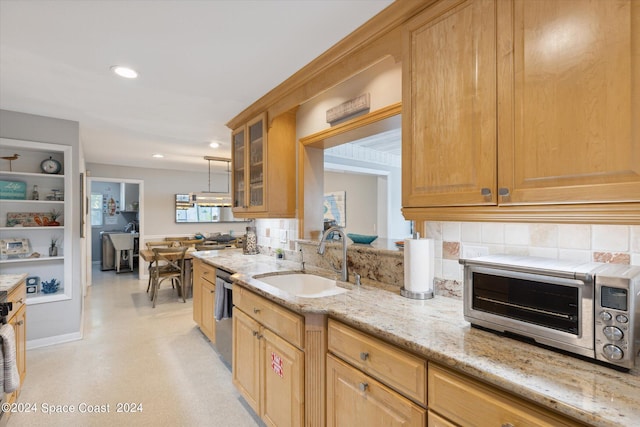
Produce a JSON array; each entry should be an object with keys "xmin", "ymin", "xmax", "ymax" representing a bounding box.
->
[
  {"xmin": 480, "ymin": 188, "xmax": 492, "ymax": 196},
  {"xmin": 16, "ymin": 320, "xmax": 23, "ymax": 326},
  {"xmin": 360, "ymin": 352, "xmax": 369, "ymax": 361},
  {"xmin": 253, "ymin": 308, "xmax": 260, "ymax": 314},
  {"xmin": 498, "ymin": 187, "xmax": 510, "ymax": 196},
  {"xmin": 359, "ymin": 382, "xmax": 368, "ymax": 392},
  {"xmin": 252, "ymin": 330, "xmax": 258, "ymax": 337},
  {"xmin": 501, "ymin": 424, "xmax": 515, "ymax": 427}
]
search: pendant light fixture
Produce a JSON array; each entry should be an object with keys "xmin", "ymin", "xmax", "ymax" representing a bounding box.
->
[{"xmin": 193, "ymin": 156, "xmax": 232, "ymax": 206}]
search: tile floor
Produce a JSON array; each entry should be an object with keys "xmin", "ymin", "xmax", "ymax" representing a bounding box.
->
[{"xmin": 7, "ymin": 265, "xmax": 261, "ymax": 426}]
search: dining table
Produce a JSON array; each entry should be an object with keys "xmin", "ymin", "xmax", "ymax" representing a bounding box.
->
[{"xmin": 139, "ymin": 248, "xmax": 194, "ymax": 299}]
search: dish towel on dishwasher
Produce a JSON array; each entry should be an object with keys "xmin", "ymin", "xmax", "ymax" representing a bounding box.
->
[
  {"xmin": 0, "ymin": 323, "xmax": 19, "ymax": 393},
  {"xmin": 215, "ymin": 277, "xmax": 230, "ymax": 321}
]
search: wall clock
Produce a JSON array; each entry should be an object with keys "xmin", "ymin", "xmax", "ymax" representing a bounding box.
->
[{"xmin": 40, "ymin": 156, "xmax": 62, "ymax": 174}]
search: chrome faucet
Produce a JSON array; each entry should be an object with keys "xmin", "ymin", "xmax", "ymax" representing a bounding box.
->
[{"xmin": 318, "ymin": 226, "xmax": 348, "ymax": 282}]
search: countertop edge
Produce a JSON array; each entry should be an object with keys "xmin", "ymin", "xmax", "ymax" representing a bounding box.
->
[{"xmin": 0, "ymin": 273, "xmax": 28, "ymax": 293}]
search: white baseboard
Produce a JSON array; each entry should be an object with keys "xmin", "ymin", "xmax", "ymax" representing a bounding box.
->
[{"xmin": 26, "ymin": 331, "xmax": 83, "ymax": 350}]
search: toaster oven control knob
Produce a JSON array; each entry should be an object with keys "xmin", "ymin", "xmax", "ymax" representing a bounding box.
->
[
  {"xmin": 615, "ymin": 314, "xmax": 629, "ymax": 324},
  {"xmin": 603, "ymin": 344, "xmax": 624, "ymax": 361},
  {"xmin": 603, "ymin": 326, "xmax": 624, "ymax": 341},
  {"xmin": 599, "ymin": 311, "xmax": 612, "ymax": 322}
]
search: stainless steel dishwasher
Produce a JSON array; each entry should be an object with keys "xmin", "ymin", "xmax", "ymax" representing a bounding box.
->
[{"xmin": 214, "ymin": 267, "xmax": 234, "ymax": 369}]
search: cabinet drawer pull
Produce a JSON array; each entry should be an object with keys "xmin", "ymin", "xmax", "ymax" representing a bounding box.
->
[
  {"xmin": 498, "ymin": 187, "xmax": 510, "ymax": 196},
  {"xmin": 257, "ymin": 334, "xmax": 263, "ymax": 340},
  {"xmin": 501, "ymin": 424, "xmax": 515, "ymax": 427},
  {"xmin": 359, "ymin": 382, "xmax": 368, "ymax": 392},
  {"xmin": 253, "ymin": 308, "xmax": 261, "ymax": 314},
  {"xmin": 359, "ymin": 352, "xmax": 369, "ymax": 361},
  {"xmin": 480, "ymin": 187, "xmax": 491, "ymax": 196}
]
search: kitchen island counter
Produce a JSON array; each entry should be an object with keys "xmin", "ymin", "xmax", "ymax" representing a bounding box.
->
[{"xmin": 193, "ymin": 250, "xmax": 639, "ymax": 427}]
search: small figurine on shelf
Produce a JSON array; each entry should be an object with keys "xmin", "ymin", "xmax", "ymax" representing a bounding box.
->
[
  {"xmin": 49, "ymin": 237, "xmax": 58, "ymax": 257},
  {"xmin": 41, "ymin": 278, "xmax": 60, "ymax": 294},
  {"xmin": 32, "ymin": 184, "xmax": 39, "ymax": 200},
  {"xmin": 47, "ymin": 208, "xmax": 61, "ymax": 226}
]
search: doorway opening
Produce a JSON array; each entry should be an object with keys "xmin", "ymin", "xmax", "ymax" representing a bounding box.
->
[
  {"xmin": 298, "ymin": 103, "xmax": 410, "ymax": 240},
  {"xmin": 86, "ymin": 177, "xmax": 144, "ymax": 288}
]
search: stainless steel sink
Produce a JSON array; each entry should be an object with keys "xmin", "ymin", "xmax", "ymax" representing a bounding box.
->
[{"xmin": 256, "ymin": 273, "xmax": 348, "ymax": 298}]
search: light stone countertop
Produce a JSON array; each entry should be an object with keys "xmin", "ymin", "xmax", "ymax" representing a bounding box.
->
[
  {"xmin": 193, "ymin": 249, "xmax": 640, "ymax": 427},
  {"xmin": 0, "ymin": 273, "xmax": 27, "ymax": 292}
]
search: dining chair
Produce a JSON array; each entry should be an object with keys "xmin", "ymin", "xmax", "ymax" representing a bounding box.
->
[
  {"xmin": 145, "ymin": 241, "xmax": 175, "ymax": 293},
  {"xmin": 150, "ymin": 246, "xmax": 188, "ymax": 308},
  {"xmin": 165, "ymin": 236, "xmax": 190, "ymax": 242},
  {"xmin": 177, "ymin": 239, "xmax": 203, "ymax": 248}
]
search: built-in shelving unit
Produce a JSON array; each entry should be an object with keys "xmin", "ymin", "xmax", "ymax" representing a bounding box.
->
[{"xmin": 0, "ymin": 138, "xmax": 72, "ymax": 304}]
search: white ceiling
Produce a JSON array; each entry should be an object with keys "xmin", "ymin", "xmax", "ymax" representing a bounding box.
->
[{"xmin": 0, "ymin": 0, "xmax": 394, "ymax": 173}]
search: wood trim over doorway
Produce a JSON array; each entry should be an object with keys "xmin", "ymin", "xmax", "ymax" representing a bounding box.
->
[{"xmin": 298, "ymin": 103, "xmax": 401, "ymax": 239}]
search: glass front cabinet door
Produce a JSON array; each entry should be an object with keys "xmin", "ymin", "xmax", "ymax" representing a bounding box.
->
[{"xmin": 232, "ymin": 114, "xmax": 267, "ymax": 213}]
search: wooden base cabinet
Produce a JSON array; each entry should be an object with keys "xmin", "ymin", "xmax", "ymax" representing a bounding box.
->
[
  {"xmin": 327, "ymin": 355, "xmax": 426, "ymax": 427},
  {"xmin": 327, "ymin": 319, "xmax": 427, "ymax": 426},
  {"xmin": 192, "ymin": 260, "xmax": 216, "ymax": 343},
  {"xmin": 6, "ymin": 279, "xmax": 26, "ymax": 406},
  {"xmin": 428, "ymin": 363, "xmax": 583, "ymax": 427},
  {"xmin": 233, "ymin": 309, "xmax": 261, "ymax": 412},
  {"xmin": 232, "ymin": 287, "xmax": 304, "ymax": 427}
]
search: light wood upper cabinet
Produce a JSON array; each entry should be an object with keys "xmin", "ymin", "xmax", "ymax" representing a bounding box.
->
[
  {"xmin": 403, "ymin": 0, "xmax": 497, "ymax": 207},
  {"xmin": 232, "ymin": 110, "xmax": 296, "ymax": 218},
  {"xmin": 498, "ymin": 0, "xmax": 640, "ymax": 205},
  {"xmin": 403, "ymin": 0, "xmax": 640, "ymax": 216}
]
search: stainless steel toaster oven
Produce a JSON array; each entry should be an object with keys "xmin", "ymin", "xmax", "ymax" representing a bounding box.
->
[{"xmin": 460, "ymin": 255, "xmax": 640, "ymax": 370}]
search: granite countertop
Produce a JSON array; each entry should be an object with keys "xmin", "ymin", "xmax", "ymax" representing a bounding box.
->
[
  {"xmin": 193, "ymin": 250, "xmax": 640, "ymax": 427},
  {"xmin": 0, "ymin": 273, "xmax": 27, "ymax": 293}
]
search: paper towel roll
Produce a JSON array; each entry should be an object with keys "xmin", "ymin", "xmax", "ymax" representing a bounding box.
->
[{"xmin": 403, "ymin": 238, "xmax": 434, "ymax": 294}]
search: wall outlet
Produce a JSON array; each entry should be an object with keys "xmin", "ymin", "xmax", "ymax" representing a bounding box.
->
[
  {"xmin": 461, "ymin": 245, "xmax": 489, "ymax": 259},
  {"xmin": 279, "ymin": 229, "xmax": 288, "ymax": 243}
]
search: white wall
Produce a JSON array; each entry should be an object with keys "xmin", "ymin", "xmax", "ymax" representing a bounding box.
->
[
  {"xmin": 86, "ymin": 163, "xmax": 249, "ymax": 237},
  {"xmin": 297, "ymin": 56, "xmax": 401, "ymax": 137},
  {"xmin": 0, "ymin": 109, "xmax": 83, "ymax": 345},
  {"xmin": 325, "ymin": 171, "xmax": 378, "ymax": 235}
]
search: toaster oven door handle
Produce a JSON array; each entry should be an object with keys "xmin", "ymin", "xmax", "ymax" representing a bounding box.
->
[{"xmin": 476, "ymin": 296, "xmax": 574, "ymax": 320}]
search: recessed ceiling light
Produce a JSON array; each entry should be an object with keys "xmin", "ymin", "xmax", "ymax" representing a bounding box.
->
[
  {"xmin": 111, "ymin": 65, "xmax": 138, "ymax": 79},
  {"xmin": 152, "ymin": 153, "xmax": 164, "ymax": 158},
  {"xmin": 209, "ymin": 142, "xmax": 220, "ymax": 148}
]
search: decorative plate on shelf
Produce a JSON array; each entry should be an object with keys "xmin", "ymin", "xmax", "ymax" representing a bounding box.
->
[{"xmin": 6, "ymin": 212, "xmax": 61, "ymax": 227}]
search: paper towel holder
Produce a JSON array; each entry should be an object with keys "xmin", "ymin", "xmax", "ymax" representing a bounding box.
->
[
  {"xmin": 400, "ymin": 232, "xmax": 434, "ymax": 299},
  {"xmin": 400, "ymin": 286, "xmax": 434, "ymax": 300}
]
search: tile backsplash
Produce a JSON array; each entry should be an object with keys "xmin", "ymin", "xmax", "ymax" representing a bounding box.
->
[{"xmin": 427, "ymin": 222, "xmax": 640, "ymax": 282}]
